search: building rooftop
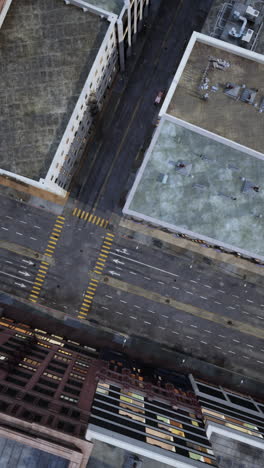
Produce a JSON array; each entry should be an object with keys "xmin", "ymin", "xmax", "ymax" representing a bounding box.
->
[
  {"xmin": 202, "ymin": 0, "xmax": 264, "ymax": 54},
  {"xmin": 81, "ymin": 0, "xmax": 125, "ymax": 15},
  {"xmin": 0, "ymin": 0, "xmax": 108, "ymax": 181},
  {"xmin": 123, "ymin": 116, "xmax": 264, "ymax": 261},
  {"xmin": 0, "ymin": 436, "xmax": 68, "ymax": 468},
  {"xmin": 167, "ymin": 40, "xmax": 264, "ymax": 154}
]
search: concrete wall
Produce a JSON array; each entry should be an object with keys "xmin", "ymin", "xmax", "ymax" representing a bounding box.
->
[{"xmin": 210, "ymin": 432, "xmax": 264, "ymax": 468}]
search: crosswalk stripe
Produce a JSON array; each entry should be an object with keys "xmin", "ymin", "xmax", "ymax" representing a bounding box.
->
[
  {"xmin": 84, "ymin": 212, "xmax": 89, "ymax": 221},
  {"xmin": 45, "ymin": 253, "xmax": 52, "ymax": 257},
  {"xmin": 103, "ymin": 241, "xmax": 112, "ymax": 246},
  {"xmin": 96, "ymin": 217, "xmax": 101, "ymax": 225},
  {"xmin": 94, "ymin": 270, "xmax": 102, "ymax": 275},
  {"xmin": 101, "ymin": 249, "xmax": 110, "ymax": 254},
  {"xmin": 106, "ymin": 232, "xmax": 115, "ymax": 238},
  {"xmin": 88, "ymin": 214, "xmax": 93, "ymax": 222},
  {"xmin": 55, "ymin": 219, "xmax": 64, "ymax": 225},
  {"xmin": 58, "ymin": 216, "xmax": 65, "ymax": 220},
  {"xmin": 80, "ymin": 211, "xmax": 85, "ymax": 219},
  {"xmin": 73, "ymin": 207, "xmax": 77, "ymax": 216},
  {"xmin": 100, "ymin": 219, "xmax": 105, "ymax": 227},
  {"xmin": 99, "ymin": 253, "xmax": 108, "ymax": 258}
]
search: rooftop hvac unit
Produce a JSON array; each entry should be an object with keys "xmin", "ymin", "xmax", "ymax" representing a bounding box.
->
[
  {"xmin": 245, "ymin": 6, "xmax": 260, "ymax": 21},
  {"xmin": 241, "ymin": 28, "xmax": 254, "ymax": 43}
]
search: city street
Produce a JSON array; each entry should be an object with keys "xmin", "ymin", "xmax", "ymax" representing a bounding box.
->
[
  {"xmin": 70, "ymin": 0, "xmax": 214, "ymax": 214},
  {"xmin": 1, "ymin": 194, "xmax": 264, "ymax": 383}
]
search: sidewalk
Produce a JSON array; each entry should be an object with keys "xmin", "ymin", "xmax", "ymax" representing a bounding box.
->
[
  {"xmin": 118, "ymin": 217, "xmax": 264, "ymax": 281},
  {"xmin": 1, "ymin": 292, "xmax": 263, "ymax": 399}
]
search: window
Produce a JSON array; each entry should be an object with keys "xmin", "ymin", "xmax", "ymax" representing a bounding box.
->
[
  {"xmin": 55, "ymin": 354, "xmax": 70, "ymax": 363},
  {"xmin": 75, "ymin": 360, "xmax": 89, "ymax": 368},
  {"xmin": 119, "ymin": 409, "xmax": 145, "ymax": 423},
  {"xmin": 97, "ymin": 383, "xmax": 109, "ymax": 395},
  {"xmin": 34, "ymin": 385, "xmax": 54, "ymax": 397},
  {"xmin": 23, "ymin": 357, "xmax": 40, "ymax": 367},
  {"xmin": 58, "ymin": 349, "xmax": 72, "ymax": 357},
  {"xmin": 63, "ymin": 385, "xmax": 80, "ymax": 397},
  {"xmin": 70, "ymin": 372, "xmax": 85, "ymax": 381},
  {"xmin": 43, "ymin": 372, "xmax": 62, "ymax": 381},
  {"xmin": 6, "ymin": 376, "xmax": 25, "ymax": 387},
  {"xmin": 67, "ymin": 379, "xmax": 82, "ymax": 389},
  {"xmin": 47, "ymin": 364, "xmax": 64, "ymax": 375},
  {"xmin": 146, "ymin": 437, "xmax": 176, "ymax": 452},
  {"xmin": 39, "ymin": 377, "xmax": 58, "ymax": 389},
  {"xmin": 60, "ymin": 394, "xmax": 78, "ymax": 404},
  {"xmin": 19, "ymin": 363, "xmax": 36, "ymax": 372},
  {"xmin": 189, "ymin": 452, "xmax": 214, "ymax": 464}
]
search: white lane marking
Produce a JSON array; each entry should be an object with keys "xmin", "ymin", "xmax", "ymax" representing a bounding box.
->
[
  {"xmin": 246, "ymin": 344, "xmax": 254, "ymax": 348},
  {"xmin": 186, "ymin": 336, "xmax": 194, "ymax": 340},
  {"xmin": 227, "ymin": 306, "xmax": 236, "ymax": 310},
  {"xmin": 0, "ymin": 270, "xmax": 33, "ymax": 284},
  {"xmin": 200, "ymin": 296, "xmax": 207, "ymax": 300},
  {"xmin": 105, "ymin": 295, "xmax": 112, "ymax": 299},
  {"xmin": 129, "ymin": 271, "xmax": 137, "ymax": 275},
  {"xmin": 148, "ymin": 309, "xmax": 155, "ymax": 314},
  {"xmin": 200, "ymin": 341, "xmax": 207, "ymax": 345},
  {"xmin": 204, "ymin": 330, "xmax": 212, "ymax": 334},
  {"xmin": 30, "ymin": 237, "xmax": 37, "ymax": 241},
  {"xmin": 14, "ymin": 282, "xmax": 26, "ymax": 288},
  {"xmin": 186, "ymin": 291, "xmax": 193, "ymax": 295},
  {"xmin": 116, "ymin": 267, "xmax": 123, "ymax": 271},
  {"xmin": 158, "ymin": 281, "xmax": 165, "ymax": 285},
  {"xmin": 144, "ymin": 321, "xmax": 151, "ymax": 325},
  {"xmin": 261, "ymin": 305, "xmax": 264, "ymax": 308},
  {"xmin": 172, "ymin": 331, "xmax": 179, "ymax": 334},
  {"xmin": 257, "ymin": 316, "xmax": 264, "ymax": 320},
  {"xmin": 242, "ymin": 311, "xmax": 249, "ymax": 315},
  {"xmin": 190, "ymin": 280, "xmax": 197, "ymax": 284},
  {"xmin": 34, "ymin": 225, "xmax": 41, "ymax": 229},
  {"xmin": 1, "ymin": 227, "xmax": 8, "ymax": 231},
  {"xmin": 110, "ymin": 252, "xmax": 180, "ymax": 278},
  {"xmin": 159, "ymin": 326, "xmax": 165, "ymax": 330},
  {"xmin": 102, "ymin": 306, "xmax": 109, "ymax": 310},
  {"xmin": 218, "ymin": 334, "xmax": 226, "ymax": 338},
  {"xmin": 5, "ymin": 260, "xmax": 13, "ymax": 264},
  {"xmin": 243, "ymin": 356, "xmax": 249, "ymax": 360},
  {"xmin": 130, "ymin": 316, "xmax": 136, "ymax": 320},
  {"xmin": 176, "ymin": 319, "xmax": 183, "ymax": 323},
  {"xmin": 144, "ymin": 276, "xmax": 151, "ymax": 280},
  {"xmin": 214, "ymin": 301, "xmax": 222, "ymax": 305},
  {"xmin": 190, "ymin": 325, "xmax": 197, "ymax": 328},
  {"xmin": 246, "ymin": 299, "xmax": 254, "ymax": 303},
  {"xmin": 16, "ymin": 232, "xmax": 23, "ymax": 236},
  {"xmin": 218, "ymin": 289, "xmax": 225, "ymax": 294},
  {"xmin": 232, "ymin": 294, "xmax": 239, "ymax": 299},
  {"xmin": 162, "ymin": 315, "xmax": 168, "ymax": 318},
  {"xmin": 257, "ymin": 360, "xmax": 264, "ymax": 364},
  {"xmin": 120, "ymin": 300, "xmax": 127, "ymax": 304},
  {"xmin": 173, "ymin": 286, "xmax": 179, "ymax": 290},
  {"xmin": 228, "ymin": 350, "xmax": 235, "ymax": 354},
  {"xmin": 214, "ymin": 346, "xmax": 221, "ymax": 350},
  {"xmin": 134, "ymin": 305, "xmax": 141, "ymax": 309},
  {"xmin": 5, "ymin": 216, "xmax": 13, "ymax": 219},
  {"xmin": 204, "ymin": 284, "xmax": 212, "ymax": 289},
  {"xmin": 233, "ymin": 339, "xmax": 240, "ymax": 343},
  {"xmin": 115, "ymin": 311, "xmax": 123, "ymax": 315},
  {"xmin": 19, "ymin": 220, "xmax": 27, "ymax": 224}
]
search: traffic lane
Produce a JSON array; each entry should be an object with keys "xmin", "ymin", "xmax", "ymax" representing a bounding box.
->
[
  {"xmin": 108, "ymin": 237, "xmax": 264, "ymax": 315},
  {"xmin": 1, "ymin": 209, "xmax": 57, "ymax": 252},
  {"xmin": 105, "ymin": 249, "xmax": 264, "ymax": 326},
  {"xmin": 90, "ymin": 283, "xmax": 264, "ymax": 380},
  {"xmin": 1, "ymin": 194, "xmax": 57, "ymax": 229},
  {"xmin": 40, "ymin": 219, "xmax": 111, "ymax": 312},
  {"xmin": 0, "ymin": 248, "xmax": 39, "ymax": 299}
]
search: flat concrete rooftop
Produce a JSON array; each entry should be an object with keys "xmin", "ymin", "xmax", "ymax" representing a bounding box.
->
[
  {"xmin": 124, "ymin": 117, "xmax": 264, "ymax": 261},
  {"xmin": 0, "ymin": 0, "xmax": 108, "ymax": 180},
  {"xmin": 167, "ymin": 41, "xmax": 264, "ymax": 154},
  {"xmin": 82, "ymin": 0, "xmax": 124, "ymax": 15}
]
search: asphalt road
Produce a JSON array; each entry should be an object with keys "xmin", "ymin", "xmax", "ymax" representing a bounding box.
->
[
  {"xmin": 1, "ymin": 193, "xmax": 264, "ymax": 382},
  {"xmin": 70, "ymin": 0, "xmax": 214, "ymax": 214}
]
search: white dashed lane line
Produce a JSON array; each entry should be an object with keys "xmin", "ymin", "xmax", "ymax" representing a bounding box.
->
[
  {"xmin": 172, "ymin": 331, "xmax": 179, "ymax": 334},
  {"xmin": 186, "ymin": 291, "xmax": 193, "ymax": 295},
  {"xmin": 105, "ymin": 295, "xmax": 112, "ymax": 299},
  {"xmin": 186, "ymin": 336, "xmax": 194, "ymax": 340},
  {"xmin": 257, "ymin": 360, "xmax": 264, "ymax": 364},
  {"xmin": 162, "ymin": 315, "xmax": 168, "ymax": 318},
  {"xmin": 144, "ymin": 277, "xmax": 151, "ymax": 280},
  {"xmin": 1, "ymin": 227, "xmax": 8, "ymax": 231},
  {"xmin": 243, "ymin": 356, "xmax": 249, "ymax": 360},
  {"xmin": 115, "ymin": 311, "xmax": 123, "ymax": 315},
  {"xmin": 190, "ymin": 325, "xmax": 197, "ymax": 328},
  {"xmin": 190, "ymin": 280, "xmax": 197, "ymax": 284},
  {"xmin": 16, "ymin": 232, "xmax": 23, "ymax": 236},
  {"xmin": 214, "ymin": 301, "xmax": 222, "ymax": 305},
  {"xmin": 148, "ymin": 309, "xmax": 155, "ymax": 314},
  {"xmin": 19, "ymin": 220, "xmax": 27, "ymax": 224},
  {"xmin": 34, "ymin": 225, "xmax": 41, "ymax": 229},
  {"xmin": 204, "ymin": 285, "xmax": 212, "ymax": 289},
  {"xmin": 158, "ymin": 281, "xmax": 165, "ymax": 285},
  {"xmin": 200, "ymin": 296, "xmax": 207, "ymax": 300},
  {"xmin": 218, "ymin": 290, "xmax": 225, "ymax": 294},
  {"xmin": 246, "ymin": 344, "xmax": 254, "ymax": 348},
  {"xmin": 129, "ymin": 271, "xmax": 137, "ymax": 275},
  {"xmin": 134, "ymin": 305, "xmax": 141, "ymax": 309},
  {"xmin": 200, "ymin": 341, "xmax": 207, "ymax": 345},
  {"xmin": 144, "ymin": 321, "xmax": 151, "ymax": 325},
  {"xmin": 120, "ymin": 300, "xmax": 127, "ymax": 304},
  {"xmin": 129, "ymin": 316, "xmax": 137, "ymax": 320}
]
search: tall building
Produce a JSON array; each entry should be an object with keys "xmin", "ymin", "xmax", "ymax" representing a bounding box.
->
[{"xmin": 0, "ymin": 315, "xmax": 263, "ymax": 467}]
